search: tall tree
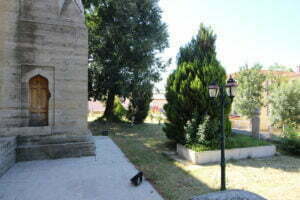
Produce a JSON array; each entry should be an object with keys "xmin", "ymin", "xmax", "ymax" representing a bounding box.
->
[
  {"xmin": 233, "ymin": 64, "xmax": 266, "ymax": 137},
  {"xmin": 164, "ymin": 24, "xmax": 231, "ymax": 144},
  {"xmin": 268, "ymin": 80, "xmax": 300, "ymax": 134},
  {"xmin": 177, "ymin": 24, "xmax": 218, "ymax": 66},
  {"xmin": 84, "ymin": 0, "xmax": 168, "ymax": 120}
]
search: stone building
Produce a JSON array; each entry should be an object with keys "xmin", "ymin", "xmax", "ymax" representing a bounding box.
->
[{"xmin": 0, "ymin": 0, "xmax": 95, "ymax": 174}]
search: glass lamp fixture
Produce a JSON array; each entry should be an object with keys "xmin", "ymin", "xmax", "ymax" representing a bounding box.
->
[
  {"xmin": 208, "ymin": 82, "xmax": 220, "ymax": 98},
  {"xmin": 225, "ymin": 76, "xmax": 238, "ymax": 98}
]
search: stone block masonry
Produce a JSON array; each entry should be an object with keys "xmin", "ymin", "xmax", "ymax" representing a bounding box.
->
[
  {"xmin": 0, "ymin": 137, "xmax": 16, "ymax": 177},
  {"xmin": 0, "ymin": 0, "xmax": 95, "ymax": 164},
  {"xmin": 16, "ymin": 135, "xmax": 96, "ymax": 161},
  {"xmin": 0, "ymin": 0, "xmax": 90, "ymax": 136}
]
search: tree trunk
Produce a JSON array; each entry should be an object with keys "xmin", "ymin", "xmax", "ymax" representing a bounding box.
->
[
  {"xmin": 103, "ymin": 91, "xmax": 115, "ymax": 121},
  {"xmin": 251, "ymin": 108, "xmax": 261, "ymax": 138},
  {"xmin": 282, "ymin": 124, "xmax": 286, "ymax": 135}
]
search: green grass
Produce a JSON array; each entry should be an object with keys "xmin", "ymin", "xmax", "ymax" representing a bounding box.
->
[
  {"xmin": 89, "ymin": 121, "xmax": 216, "ymax": 199},
  {"xmin": 89, "ymin": 121, "xmax": 300, "ymax": 200},
  {"xmin": 186, "ymin": 135, "xmax": 271, "ymax": 152}
]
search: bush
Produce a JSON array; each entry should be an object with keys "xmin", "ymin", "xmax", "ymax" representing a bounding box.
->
[
  {"xmin": 127, "ymin": 81, "xmax": 153, "ymax": 124},
  {"xmin": 280, "ymin": 124, "xmax": 300, "ymax": 155},
  {"xmin": 185, "ymin": 113, "xmax": 232, "ymax": 146},
  {"xmin": 164, "ymin": 25, "xmax": 232, "ymax": 145},
  {"xmin": 113, "ymin": 97, "xmax": 127, "ymax": 120},
  {"xmin": 281, "ymin": 137, "xmax": 300, "ymax": 156}
]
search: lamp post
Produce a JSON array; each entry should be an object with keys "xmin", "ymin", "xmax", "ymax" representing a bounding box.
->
[{"xmin": 208, "ymin": 76, "xmax": 237, "ymax": 191}]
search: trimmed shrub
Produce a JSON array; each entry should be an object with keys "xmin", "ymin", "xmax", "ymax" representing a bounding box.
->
[{"xmin": 164, "ymin": 25, "xmax": 232, "ymax": 145}]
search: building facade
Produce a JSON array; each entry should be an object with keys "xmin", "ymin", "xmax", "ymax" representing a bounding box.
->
[
  {"xmin": 0, "ymin": 0, "xmax": 90, "ymax": 136},
  {"xmin": 0, "ymin": 0, "xmax": 94, "ymax": 164}
]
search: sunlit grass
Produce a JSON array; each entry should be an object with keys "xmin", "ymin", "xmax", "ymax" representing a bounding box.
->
[{"xmin": 89, "ymin": 120, "xmax": 300, "ymax": 200}]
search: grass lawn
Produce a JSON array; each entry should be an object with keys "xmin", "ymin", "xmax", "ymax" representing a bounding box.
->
[
  {"xmin": 89, "ymin": 120, "xmax": 300, "ymax": 200},
  {"xmin": 186, "ymin": 134, "xmax": 271, "ymax": 152}
]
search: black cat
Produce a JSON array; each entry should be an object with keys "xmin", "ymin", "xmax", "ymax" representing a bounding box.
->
[{"xmin": 130, "ymin": 171, "xmax": 143, "ymax": 186}]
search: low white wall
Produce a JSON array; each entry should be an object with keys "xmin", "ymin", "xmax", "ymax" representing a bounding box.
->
[
  {"xmin": 0, "ymin": 137, "xmax": 16, "ymax": 177},
  {"xmin": 177, "ymin": 144, "xmax": 276, "ymax": 164}
]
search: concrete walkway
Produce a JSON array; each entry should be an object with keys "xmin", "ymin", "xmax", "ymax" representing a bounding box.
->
[{"xmin": 0, "ymin": 137, "xmax": 163, "ymax": 200}]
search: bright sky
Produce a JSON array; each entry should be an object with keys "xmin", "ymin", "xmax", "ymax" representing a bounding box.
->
[{"xmin": 156, "ymin": 0, "xmax": 300, "ymax": 91}]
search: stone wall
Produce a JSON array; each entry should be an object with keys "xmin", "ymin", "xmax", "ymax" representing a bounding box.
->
[
  {"xmin": 0, "ymin": 137, "xmax": 16, "ymax": 177},
  {"xmin": 0, "ymin": 0, "xmax": 21, "ymax": 128},
  {"xmin": 0, "ymin": 0, "xmax": 90, "ymax": 137}
]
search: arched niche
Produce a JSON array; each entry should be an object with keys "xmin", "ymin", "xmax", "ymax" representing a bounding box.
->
[
  {"xmin": 20, "ymin": 65, "xmax": 55, "ymax": 129},
  {"xmin": 28, "ymin": 75, "xmax": 51, "ymax": 126}
]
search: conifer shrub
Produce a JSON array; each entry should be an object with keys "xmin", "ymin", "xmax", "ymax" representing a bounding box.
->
[{"xmin": 163, "ymin": 24, "xmax": 232, "ymax": 145}]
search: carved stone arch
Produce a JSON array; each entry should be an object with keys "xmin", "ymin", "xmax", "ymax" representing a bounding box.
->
[
  {"xmin": 59, "ymin": 0, "xmax": 84, "ymax": 16},
  {"xmin": 20, "ymin": 65, "xmax": 55, "ymax": 128}
]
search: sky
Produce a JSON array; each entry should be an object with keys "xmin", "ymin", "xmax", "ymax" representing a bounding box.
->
[{"xmin": 156, "ymin": 0, "xmax": 300, "ymax": 91}]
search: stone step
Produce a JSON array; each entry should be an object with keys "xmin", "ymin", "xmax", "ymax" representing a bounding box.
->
[
  {"xmin": 16, "ymin": 135, "xmax": 96, "ymax": 162},
  {"xmin": 0, "ymin": 137, "xmax": 17, "ymax": 177},
  {"xmin": 17, "ymin": 135, "xmax": 94, "ymax": 145}
]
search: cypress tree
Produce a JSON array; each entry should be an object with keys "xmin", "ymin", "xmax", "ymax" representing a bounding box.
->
[{"xmin": 164, "ymin": 24, "xmax": 231, "ymax": 144}]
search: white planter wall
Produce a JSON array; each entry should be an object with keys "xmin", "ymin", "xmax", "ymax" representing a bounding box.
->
[{"xmin": 177, "ymin": 144, "xmax": 276, "ymax": 164}]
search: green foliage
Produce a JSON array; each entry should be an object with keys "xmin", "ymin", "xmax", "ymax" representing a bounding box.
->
[
  {"xmin": 269, "ymin": 63, "xmax": 294, "ymax": 72},
  {"xmin": 113, "ymin": 97, "xmax": 127, "ymax": 120},
  {"xmin": 82, "ymin": 0, "xmax": 97, "ymax": 9},
  {"xmin": 184, "ymin": 114, "xmax": 219, "ymax": 145},
  {"xmin": 127, "ymin": 81, "xmax": 153, "ymax": 124},
  {"xmin": 186, "ymin": 134, "xmax": 270, "ymax": 152},
  {"xmin": 164, "ymin": 25, "xmax": 232, "ymax": 144},
  {"xmin": 85, "ymin": 0, "xmax": 169, "ymax": 120},
  {"xmin": 225, "ymin": 117, "xmax": 232, "ymax": 137},
  {"xmin": 280, "ymin": 137, "xmax": 300, "ymax": 156},
  {"xmin": 185, "ymin": 114, "xmax": 232, "ymax": 146},
  {"xmin": 234, "ymin": 64, "xmax": 266, "ymax": 118},
  {"xmin": 196, "ymin": 116, "xmax": 220, "ymax": 145},
  {"xmin": 177, "ymin": 24, "xmax": 217, "ymax": 66},
  {"xmin": 268, "ymin": 80, "xmax": 300, "ymax": 130},
  {"xmin": 280, "ymin": 126, "xmax": 300, "ymax": 155}
]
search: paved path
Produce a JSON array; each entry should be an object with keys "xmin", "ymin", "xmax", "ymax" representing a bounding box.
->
[{"xmin": 0, "ymin": 137, "xmax": 163, "ymax": 200}]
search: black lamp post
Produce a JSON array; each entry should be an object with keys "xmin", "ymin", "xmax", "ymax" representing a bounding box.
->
[{"xmin": 208, "ymin": 76, "xmax": 237, "ymax": 191}]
